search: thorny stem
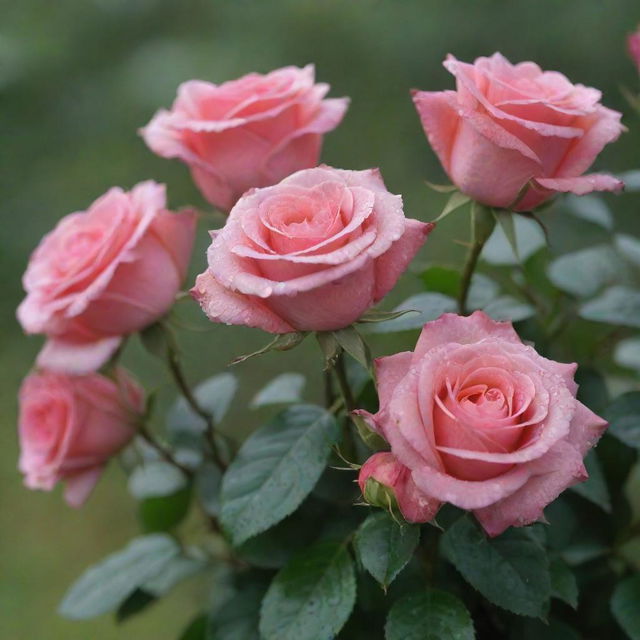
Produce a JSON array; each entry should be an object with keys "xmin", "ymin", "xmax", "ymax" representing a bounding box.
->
[{"xmin": 166, "ymin": 346, "xmax": 228, "ymax": 471}]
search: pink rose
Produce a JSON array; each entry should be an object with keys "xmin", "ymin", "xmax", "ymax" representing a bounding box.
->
[
  {"xmin": 141, "ymin": 65, "xmax": 349, "ymax": 212},
  {"xmin": 355, "ymin": 311, "xmax": 608, "ymax": 536},
  {"xmin": 413, "ymin": 53, "xmax": 624, "ymax": 211},
  {"xmin": 17, "ymin": 181, "xmax": 196, "ymax": 374},
  {"xmin": 191, "ymin": 166, "xmax": 433, "ymax": 333},
  {"xmin": 629, "ymin": 27, "xmax": 640, "ymax": 73},
  {"xmin": 358, "ymin": 452, "xmax": 440, "ymax": 523},
  {"xmin": 18, "ymin": 368, "xmax": 143, "ymax": 507}
]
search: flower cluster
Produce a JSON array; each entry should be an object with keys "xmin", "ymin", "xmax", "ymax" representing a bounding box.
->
[{"xmin": 15, "ymin": 52, "xmax": 635, "ymax": 638}]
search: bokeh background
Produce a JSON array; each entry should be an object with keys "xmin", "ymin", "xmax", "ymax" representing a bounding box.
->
[{"xmin": 2, "ymin": 1, "xmax": 639, "ymax": 638}]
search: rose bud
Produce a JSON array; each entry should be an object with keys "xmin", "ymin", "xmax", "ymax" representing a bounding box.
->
[
  {"xmin": 413, "ymin": 53, "xmax": 624, "ymax": 211},
  {"xmin": 354, "ymin": 311, "xmax": 608, "ymax": 536},
  {"xmin": 141, "ymin": 65, "xmax": 349, "ymax": 212},
  {"xmin": 191, "ymin": 166, "xmax": 433, "ymax": 333},
  {"xmin": 18, "ymin": 368, "xmax": 143, "ymax": 507},
  {"xmin": 17, "ymin": 181, "xmax": 196, "ymax": 373},
  {"xmin": 629, "ymin": 27, "xmax": 640, "ymax": 73},
  {"xmin": 358, "ymin": 452, "xmax": 440, "ymax": 523}
]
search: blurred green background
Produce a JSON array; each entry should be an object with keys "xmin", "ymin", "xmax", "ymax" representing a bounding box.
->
[{"xmin": 2, "ymin": 1, "xmax": 639, "ymax": 638}]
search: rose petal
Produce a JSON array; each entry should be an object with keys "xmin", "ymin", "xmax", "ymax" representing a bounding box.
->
[
  {"xmin": 191, "ymin": 270, "xmax": 294, "ymax": 333},
  {"xmin": 36, "ymin": 336, "xmax": 123, "ymax": 374}
]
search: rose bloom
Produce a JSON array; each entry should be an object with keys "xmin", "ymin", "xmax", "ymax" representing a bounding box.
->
[
  {"xmin": 18, "ymin": 368, "xmax": 143, "ymax": 507},
  {"xmin": 17, "ymin": 181, "xmax": 196, "ymax": 374},
  {"xmin": 141, "ymin": 65, "xmax": 349, "ymax": 212},
  {"xmin": 191, "ymin": 166, "xmax": 433, "ymax": 333},
  {"xmin": 629, "ymin": 27, "xmax": 640, "ymax": 73},
  {"xmin": 355, "ymin": 312, "xmax": 608, "ymax": 536},
  {"xmin": 413, "ymin": 53, "xmax": 624, "ymax": 211}
]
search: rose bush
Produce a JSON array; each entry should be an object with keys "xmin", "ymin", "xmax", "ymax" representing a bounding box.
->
[
  {"xmin": 141, "ymin": 65, "xmax": 349, "ymax": 212},
  {"xmin": 355, "ymin": 311, "xmax": 608, "ymax": 536},
  {"xmin": 18, "ymin": 368, "xmax": 142, "ymax": 507},
  {"xmin": 17, "ymin": 181, "xmax": 196, "ymax": 373},
  {"xmin": 192, "ymin": 165, "xmax": 433, "ymax": 332},
  {"xmin": 413, "ymin": 52, "xmax": 624, "ymax": 210}
]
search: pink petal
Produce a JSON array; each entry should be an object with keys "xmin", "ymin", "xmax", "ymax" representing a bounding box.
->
[
  {"xmin": 148, "ymin": 209, "xmax": 197, "ymax": 281},
  {"xmin": 410, "ymin": 461, "xmax": 532, "ymax": 510},
  {"xmin": 374, "ymin": 220, "xmax": 434, "ymax": 301},
  {"xmin": 375, "ymin": 351, "xmax": 412, "ymax": 409},
  {"xmin": 566, "ymin": 401, "xmax": 608, "ymax": 456},
  {"xmin": 413, "ymin": 311, "xmax": 521, "ymax": 365},
  {"xmin": 412, "ymin": 90, "xmax": 462, "ymax": 174},
  {"xmin": 190, "ymin": 270, "xmax": 294, "ymax": 333},
  {"xmin": 474, "ymin": 440, "xmax": 587, "ymax": 536},
  {"xmin": 535, "ymin": 173, "xmax": 624, "ymax": 196},
  {"xmin": 37, "ymin": 336, "xmax": 122, "ymax": 374},
  {"xmin": 64, "ymin": 467, "xmax": 103, "ymax": 508}
]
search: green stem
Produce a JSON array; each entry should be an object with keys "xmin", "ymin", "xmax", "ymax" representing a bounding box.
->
[
  {"xmin": 138, "ymin": 424, "xmax": 193, "ymax": 478},
  {"xmin": 334, "ymin": 352, "xmax": 355, "ymax": 412},
  {"xmin": 166, "ymin": 346, "xmax": 228, "ymax": 471},
  {"xmin": 457, "ymin": 240, "xmax": 484, "ymax": 315},
  {"xmin": 458, "ymin": 204, "xmax": 495, "ymax": 315}
]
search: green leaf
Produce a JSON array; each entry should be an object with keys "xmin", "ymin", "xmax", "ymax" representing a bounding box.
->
[
  {"xmin": 230, "ymin": 332, "xmax": 307, "ymax": 365},
  {"xmin": 207, "ymin": 582, "xmax": 266, "ymax": 640},
  {"xmin": 481, "ymin": 296, "xmax": 535, "ymax": 322},
  {"xmin": 316, "ymin": 331, "xmax": 341, "ymax": 369},
  {"xmin": 432, "ymin": 191, "xmax": 471, "ymax": 222},
  {"xmin": 354, "ymin": 512, "xmax": 420, "ymax": 589},
  {"xmin": 250, "ymin": 373, "xmax": 305, "ymax": 408},
  {"xmin": 615, "ymin": 337, "xmax": 640, "ymax": 373},
  {"xmin": 142, "ymin": 552, "xmax": 206, "ymax": 596},
  {"xmin": 357, "ymin": 308, "xmax": 417, "ymax": 324},
  {"xmin": 509, "ymin": 617, "xmax": 581, "ymax": 640},
  {"xmin": 220, "ymin": 405, "xmax": 340, "ymax": 545},
  {"xmin": 128, "ymin": 461, "xmax": 186, "ymax": 499},
  {"xmin": 611, "ymin": 574, "xmax": 640, "ymax": 640},
  {"xmin": 580, "ymin": 286, "xmax": 640, "ymax": 328},
  {"xmin": 548, "ymin": 245, "xmax": 626, "ymax": 298},
  {"xmin": 115, "ymin": 588, "xmax": 156, "ymax": 623},
  {"xmin": 549, "ymin": 557, "xmax": 578, "ymax": 608},
  {"xmin": 440, "ymin": 516, "xmax": 550, "ymax": 618},
  {"xmin": 421, "ymin": 266, "xmax": 462, "ymax": 297},
  {"xmin": 482, "ymin": 215, "xmax": 545, "ymax": 266},
  {"xmin": 620, "ymin": 170, "xmax": 640, "ymax": 192},
  {"xmin": 332, "ymin": 326, "xmax": 372, "ymax": 371},
  {"xmin": 603, "ymin": 392, "xmax": 640, "ymax": 449},
  {"xmin": 179, "ymin": 615, "xmax": 207, "ymax": 640},
  {"xmin": 385, "ymin": 589, "xmax": 475, "ymax": 640},
  {"xmin": 139, "ymin": 485, "xmax": 192, "ymax": 533},
  {"xmin": 425, "ymin": 180, "xmax": 458, "ymax": 193},
  {"xmin": 259, "ymin": 541, "xmax": 356, "ymax": 640},
  {"xmin": 168, "ymin": 373, "xmax": 238, "ymax": 439},
  {"xmin": 466, "ymin": 273, "xmax": 499, "ymax": 309},
  {"xmin": 569, "ymin": 450, "xmax": 611, "ymax": 512},
  {"xmin": 237, "ymin": 511, "xmax": 317, "ymax": 569},
  {"xmin": 139, "ymin": 322, "xmax": 168, "ymax": 359},
  {"xmin": 195, "ymin": 462, "xmax": 222, "ymax": 517},
  {"xmin": 617, "ymin": 234, "xmax": 640, "ymax": 268},
  {"xmin": 564, "ymin": 194, "xmax": 613, "ymax": 230},
  {"xmin": 366, "ymin": 293, "xmax": 457, "ymax": 333},
  {"xmin": 59, "ymin": 534, "xmax": 179, "ymax": 620}
]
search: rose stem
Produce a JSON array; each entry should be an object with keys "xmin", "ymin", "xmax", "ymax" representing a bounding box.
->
[
  {"xmin": 332, "ymin": 351, "xmax": 359, "ymax": 460},
  {"xmin": 137, "ymin": 423, "xmax": 193, "ymax": 477},
  {"xmin": 166, "ymin": 347, "xmax": 228, "ymax": 471},
  {"xmin": 457, "ymin": 203, "xmax": 495, "ymax": 315}
]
